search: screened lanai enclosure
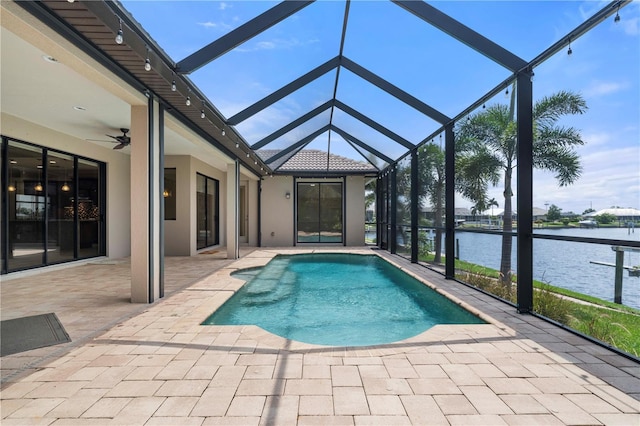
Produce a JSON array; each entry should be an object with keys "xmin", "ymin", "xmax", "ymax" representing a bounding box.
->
[{"xmin": 5, "ymin": 0, "xmax": 639, "ymax": 357}]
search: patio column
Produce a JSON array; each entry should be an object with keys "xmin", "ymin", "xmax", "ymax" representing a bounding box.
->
[
  {"xmin": 130, "ymin": 98, "xmax": 162, "ymax": 303},
  {"xmin": 226, "ymin": 159, "xmax": 239, "ymax": 259},
  {"xmin": 516, "ymin": 69, "xmax": 534, "ymax": 313}
]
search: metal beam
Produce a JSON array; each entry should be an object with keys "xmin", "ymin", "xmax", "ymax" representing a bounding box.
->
[
  {"xmin": 251, "ymin": 100, "xmax": 333, "ymax": 150},
  {"xmin": 390, "ymin": 166, "xmax": 398, "ymax": 254},
  {"xmin": 341, "ymin": 57, "xmax": 450, "ymax": 124},
  {"xmin": 444, "ymin": 124, "xmax": 455, "ymax": 279},
  {"xmin": 335, "ymin": 100, "xmax": 414, "ymax": 150},
  {"xmin": 177, "ymin": 1, "xmax": 314, "ymax": 73},
  {"xmin": 331, "ymin": 126, "xmax": 394, "ymax": 164},
  {"xmin": 410, "ymin": 149, "xmax": 419, "ymax": 263},
  {"xmin": 264, "ymin": 124, "xmax": 331, "ymax": 164},
  {"xmin": 343, "ymin": 139, "xmax": 381, "ymax": 170},
  {"xmin": 227, "ymin": 56, "xmax": 340, "ymax": 125},
  {"xmin": 516, "ymin": 70, "xmax": 534, "ymax": 314},
  {"xmin": 392, "ymin": 0, "xmax": 527, "ymax": 72}
]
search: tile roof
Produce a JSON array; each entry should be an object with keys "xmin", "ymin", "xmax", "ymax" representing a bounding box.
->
[{"xmin": 258, "ymin": 149, "xmax": 378, "ymax": 173}]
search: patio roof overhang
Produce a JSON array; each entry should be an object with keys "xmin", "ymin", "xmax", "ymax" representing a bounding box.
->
[{"xmin": 15, "ymin": 0, "xmax": 631, "ymax": 178}]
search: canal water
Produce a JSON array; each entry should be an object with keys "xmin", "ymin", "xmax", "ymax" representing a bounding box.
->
[{"xmin": 454, "ymin": 227, "xmax": 640, "ymax": 309}]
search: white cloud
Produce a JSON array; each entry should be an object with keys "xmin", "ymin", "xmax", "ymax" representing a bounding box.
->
[
  {"xmin": 235, "ymin": 37, "xmax": 319, "ymax": 53},
  {"xmin": 583, "ymin": 80, "xmax": 628, "ymax": 98},
  {"xmin": 581, "ymin": 131, "xmax": 612, "ymax": 148},
  {"xmin": 198, "ymin": 21, "xmax": 218, "ymax": 28},
  {"xmin": 197, "ymin": 20, "xmax": 231, "ymax": 31},
  {"xmin": 621, "ymin": 17, "xmax": 639, "ymax": 36},
  {"xmin": 256, "ymin": 41, "xmax": 276, "ymax": 50},
  {"xmin": 219, "ymin": 2, "xmax": 230, "ymax": 11},
  {"xmin": 532, "ymin": 145, "xmax": 640, "ymax": 212}
]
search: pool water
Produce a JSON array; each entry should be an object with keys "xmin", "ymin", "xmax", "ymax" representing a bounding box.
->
[{"xmin": 202, "ymin": 253, "xmax": 484, "ymax": 346}]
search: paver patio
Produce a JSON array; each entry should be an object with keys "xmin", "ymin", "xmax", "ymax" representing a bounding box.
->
[{"xmin": 1, "ymin": 248, "xmax": 639, "ymax": 425}]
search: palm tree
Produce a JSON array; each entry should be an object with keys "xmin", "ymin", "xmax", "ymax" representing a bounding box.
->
[
  {"xmin": 456, "ymin": 89, "xmax": 587, "ymax": 289},
  {"xmin": 419, "ymin": 143, "xmax": 445, "ymax": 263}
]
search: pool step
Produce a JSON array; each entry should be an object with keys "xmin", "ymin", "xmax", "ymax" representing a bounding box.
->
[{"xmin": 241, "ymin": 271, "xmax": 297, "ymax": 306}]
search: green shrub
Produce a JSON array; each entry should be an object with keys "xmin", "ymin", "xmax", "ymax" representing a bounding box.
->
[{"xmin": 534, "ymin": 284, "xmax": 571, "ymax": 323}]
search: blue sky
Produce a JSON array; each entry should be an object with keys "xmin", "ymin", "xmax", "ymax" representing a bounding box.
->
[{"xmin": 122, "ymin": 0, "xmax": 639, "ymax": 214}]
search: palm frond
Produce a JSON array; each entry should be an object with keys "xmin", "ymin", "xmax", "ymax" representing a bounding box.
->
[{"xmin": 534, "ymin": 90, "xmax": 588, "ymax": 127}]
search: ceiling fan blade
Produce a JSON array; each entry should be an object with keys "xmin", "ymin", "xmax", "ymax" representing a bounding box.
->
[
  {"xmin": 87, "ymin": 138, "xmax": 117, "ymax": 143},
  {"xmin": 113, "ymin": 143, "xmax": 127, "ymax": 150}
]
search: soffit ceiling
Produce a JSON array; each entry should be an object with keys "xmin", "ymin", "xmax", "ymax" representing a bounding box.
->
[
  {"xmin": 0, "ymin": 6, "xmax": 231, "ymax": 173},
  {"xmin": 11, "ymin": 0, "xmax": 628, "ymax": 177}
]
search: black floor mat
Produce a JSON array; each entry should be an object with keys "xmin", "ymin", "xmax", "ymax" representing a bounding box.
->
[{"xmin": 1, "ymin": 313, "xmax": 71, "ymax": 357}]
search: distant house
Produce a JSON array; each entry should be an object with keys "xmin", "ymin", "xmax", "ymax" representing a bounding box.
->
[{"xmin": 585, "ymin": 208, "xmax": 640, "ymax": 223}]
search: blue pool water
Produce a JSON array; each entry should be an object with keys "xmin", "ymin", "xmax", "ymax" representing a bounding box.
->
[{"xmin": 202, "ymin": 254, "xmax": 484, "ymax": 346}]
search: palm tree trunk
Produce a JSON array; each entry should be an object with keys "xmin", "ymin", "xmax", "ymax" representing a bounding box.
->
[
  {"xmin": 433, "ymin": 186, "xmax": 443, "ymax": 263},
  {"xmin": 500, "ymin": 81, "xmax": 517, "ymax": 291},
  {"xmin": 500, "ymin": 168, "xmax": 513, "ymax": 290}
]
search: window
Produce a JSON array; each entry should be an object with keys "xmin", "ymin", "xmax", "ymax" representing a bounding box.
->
[
  {"xmin": 196, "ymin": 173, "xmax": 219, "ymax": 249},
  {"xmin": 297, "ymin": 182, "xmax": 343, "ymax": 243},
  {"xmin": 164, "ymin": 168, "xmax": 176, "ymax": 220}
]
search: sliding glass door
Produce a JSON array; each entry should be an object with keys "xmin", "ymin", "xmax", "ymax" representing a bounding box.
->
[
  {"xmin": 297, "ymin": 182, "xmax": 343, "ymax": 243},
  {"xmin": 2, "ymin": 137, "xmax": 105, "ymax": 274},
  {"xmin": 5, "ymin": 141, "xmax": 45, "ymax": 270},
  {"xmin": 196, "ymin": 173, "xmax": 219, "ymax": 249}
]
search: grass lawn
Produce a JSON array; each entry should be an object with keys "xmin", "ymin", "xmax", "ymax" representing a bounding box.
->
[{"xmin": 419, "ymin": 254, "xmax": 640, "ymax": 357}]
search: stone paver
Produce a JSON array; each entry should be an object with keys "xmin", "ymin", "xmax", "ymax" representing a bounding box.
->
[{"xmin": 1, "ymin": 248, "xmax": 638, "ymax": 425}]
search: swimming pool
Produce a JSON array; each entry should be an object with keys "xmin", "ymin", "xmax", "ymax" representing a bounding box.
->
[{"xmin": 202, "ymin": 253, "xmax": 484, "ymax": 346}]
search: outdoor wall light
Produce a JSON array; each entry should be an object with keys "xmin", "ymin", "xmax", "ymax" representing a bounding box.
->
[
  {"xmin": 285, "ymin": 192, "xmax": 291, "ymax": 199},
  {"xmin": 186, "ymin": 96, "xmax": 191, "ymax": 106},
  {"xmin": 171, "ymin": 80, "xmax": 176, "ymax": 92}
]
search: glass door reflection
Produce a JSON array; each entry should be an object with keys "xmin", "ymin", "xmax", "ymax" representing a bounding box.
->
[{"xmin": 6, "ymin": 141, "xmax": 46, "ymax": 270}]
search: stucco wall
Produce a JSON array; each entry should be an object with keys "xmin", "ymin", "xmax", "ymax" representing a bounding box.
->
[
  {"xmin": 1, "ymin": 113, "xmax": 132, "ymax": 259},
  {"xmin": 261, "ymin": 176, "xmax": 295, "ymax": 246},
  {"xmin": 163, "ymin": 155, "xmax": 191, "ymax": 255},
  {"xmin": 260, "ymin": 175, "xmax": 366, "ymax": 247},
  {"xmin": 345, "ymin": 175, "xmax": 365, "ymax": 246}
]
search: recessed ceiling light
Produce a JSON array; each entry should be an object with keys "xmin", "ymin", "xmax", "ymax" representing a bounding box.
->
[
  {"xmin": 49, "ymin": 160, "xmax": 57, "ymax": 164},
  {"xmin": 73, "ymin": 106, "xmax": 86, "ymax": 111},
  {"xmin": 42, "ymin": 55, "xmax": 59, "ymax": 64},
  {"xmin": 37, "ymin": 165, "xmax": 43, "ymax": 169},
  {"xmin": 10, "ymin": 160, "xmax": 17, "ymax": 164}
]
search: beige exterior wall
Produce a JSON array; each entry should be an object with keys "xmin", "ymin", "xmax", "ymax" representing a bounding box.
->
[
  {"xmin": 164, "ymin": 155, "xmax": 260, "ymax": 255},
  {"xmin": 261, "ymin": 176, "xmax": 295, "ymax": 246},
  {"xmin": 260, "ymin": 176, "xmax": 366, "ymax": 247},
  {"xmin": 163, "ymin": 156, "xmax": 191, "ymax": 255},
  {"xmin": 345, "ymin": 175, "xmax": 366, "ymax": 246},
  {"xmin": 0, "ymin": 113, "xmax": 132, "ymax": 259},
  {"xmin": 246, "ymin": 179, "xmax": 259, "ymax": 246}
]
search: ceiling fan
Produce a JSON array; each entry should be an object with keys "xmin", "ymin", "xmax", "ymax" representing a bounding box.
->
[{"xmin": 87, "ymin": 128, "xmax": 130, "ymax": 150}]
